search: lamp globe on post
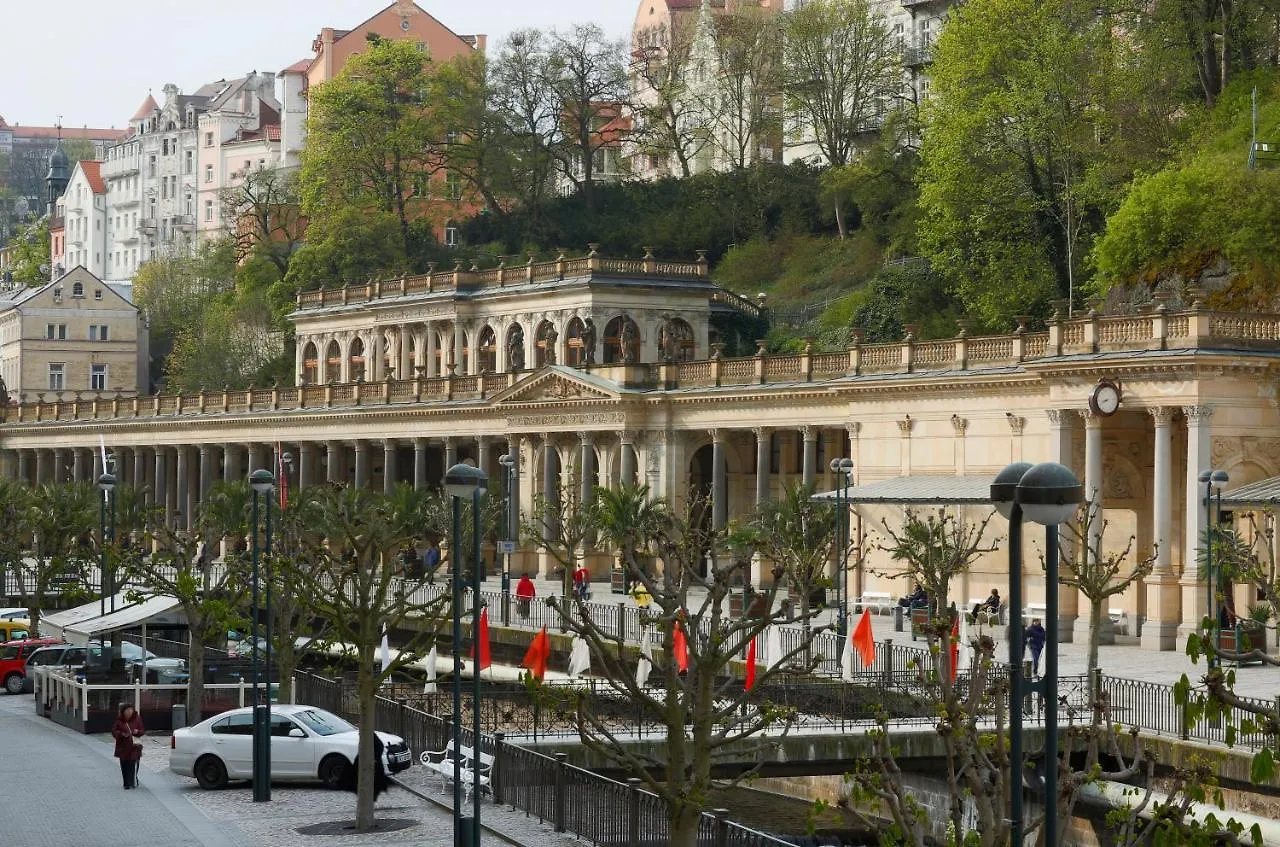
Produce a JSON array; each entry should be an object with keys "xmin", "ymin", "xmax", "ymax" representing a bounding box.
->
[
  {"xmin": 248, "ymin": 467, "xmax": 275, "ymax": 803},
  {"xmin": 498, "ymin": 453, "xmax": 516, "ymax": 602},
  {"xmin": 829, "ymin": 457, "xmax": 854, "ymax": 649},
  {"xmin": 97, "ymin": 472, "xmax": 117, "ymax": 617},
  {"xmin": 444, "ymin": 462, "xmax": 488, "ymax": 847}
]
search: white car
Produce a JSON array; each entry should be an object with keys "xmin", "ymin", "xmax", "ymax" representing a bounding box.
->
[{"xmin": 170, "ymin": 704, "xmax": 412, "ymax": 790}]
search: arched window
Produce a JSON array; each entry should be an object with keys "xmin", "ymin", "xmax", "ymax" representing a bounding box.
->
[
  {"xmin": 603, "ymin": 315, "xmax": 640, "ymax": 364},
  {"xmin": 535, "ymin": 320, "xmax": 559, "ymax": 367},
  {"xmin": 301, "ymin": 341, "xmax": 319, "ymax": 384},
  {"xmin": 348, "ymin": 337, "xmax": 366, "ymax": 382},
  {"xmin": 407, "ymin": 333, "xmax": 418, "ymax": 376},
  {"xmin": 71, "ymin": 281, "xmax": 84, "ymax": 298},
  {"xmin": 658, "ymin": 317, "xmax": 696, "ymax": 362},
  {"xmin": 564, "ymin": 317, "xmax": 586, "ymax": 367},
  {"xmin": 506, "ymin": 324, "xmax": 526, "ymax": 371},
  {"xmin": 324, "ymin": 340, "xmax": 341, "ymax": 383},
  {"xmin": 477, "ymin": 326, "xmax": 497, "ymax": 373}
]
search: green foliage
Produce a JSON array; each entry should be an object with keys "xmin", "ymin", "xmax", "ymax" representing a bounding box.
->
[
  {"xmin": 7, "ymin": 218, "xmax": 50, "ymax": 284},
  {"xmin": 851, "ymin": 261, "xmax": 962, "ymax": 342}
]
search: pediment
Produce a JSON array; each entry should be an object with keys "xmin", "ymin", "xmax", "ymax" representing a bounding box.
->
[{"xmin": 490, "ymin": 367, "xmax": 618, "ymax": 405}]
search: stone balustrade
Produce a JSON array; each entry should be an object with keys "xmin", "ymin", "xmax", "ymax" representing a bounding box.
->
[{"xmin": 1, "ymin": 305, "xmax": 1270, "ymax": 425}]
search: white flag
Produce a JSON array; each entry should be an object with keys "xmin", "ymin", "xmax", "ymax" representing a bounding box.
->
[
  {"xmin": 840, "ymin": 629, "xmax": 855, "ymax": 681},
  {"xmin": 424, "ymin": 645, "xmax": 438, "ymax": 694},
  {"xmin": 765, "ymin": 625, "xmax": 783, "ymax": 671},
  {"xmin": 958, "ymin": 614, "xmax": 972, "ymax": 674},
  {"xmin": 635, "ymin": 627, "xmax": 653, "ymax": 688},
  {"xmin": 379, "ymin": 624, "xmax": 390, "ymax": 676},
  {"xmin": 568, "ymin": 635, "xmax": 591, "ymax": 678}
]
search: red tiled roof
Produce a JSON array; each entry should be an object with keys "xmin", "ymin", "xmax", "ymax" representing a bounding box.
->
[
  {"xmin": 280, "ymin": 58, "xmax": 311, "ymax": 74},
  {"xmin": 12, "ymin": 125, "xmax": 124, "ymax": 141},
  {"xmin": 266, "ymin": 125, "xmax": 281, "ymax": 141},
  {"xmin": 131, "ymin": 94, "xmax": 159, "ymax": 121},
  {"xmin": 79, "ymin": 161, "xmax": 106, "ymax": 195},
  {"xmin": 0, "ymin": 115, "xmax": 8, "ymax": 129}
]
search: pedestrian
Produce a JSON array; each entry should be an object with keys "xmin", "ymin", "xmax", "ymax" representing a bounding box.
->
[
  {"xmin": 422, "ymin": 540, "xmax": 441, "ymax": 585},
  {"xmin": 515, "ymin": 572, "xmax": 536, "ymax": 619},
  {"xmin": 630, "ymin": 579, "xmax": 653, "ymax": 610},
  {"xmin": 337, "ymin": 735, "xmax": 390, "ymax": 800},
  {"xmin": 573, "ymin": 564, "xmax": 591, "ymax": 601},
  {"xmin": 112, "ymin": 702, "xmax": 145, "ymax": 789},
  {"xmin": 1025, "ymin": 618, "xmax": 1047, "ymax": 678}
]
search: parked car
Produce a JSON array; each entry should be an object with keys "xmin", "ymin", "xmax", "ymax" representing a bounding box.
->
[
  {"xmin": 0, "ymin": 607, "xmax": 32, "ymax": 621},
  {"xmin": 22, "ymin": 641, "xmax": 187, "ymax": 691},
  {"xmin": 0, "ymin": 619, "xmax": 34, "ymax": 642},
  {"xmin": 170, "ymin": 704, "xmax": 412, "ymax": 790},
  {"xmin": 0, "ymin": 637, "xmax": 66, "ymax": 694}
]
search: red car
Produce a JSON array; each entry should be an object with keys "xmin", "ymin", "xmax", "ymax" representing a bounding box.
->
[{"xmin": 0, "ymin": 637, "xmax": 65, "ymax": 694}]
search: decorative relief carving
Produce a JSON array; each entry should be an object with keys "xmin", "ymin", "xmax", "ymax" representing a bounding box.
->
[
  {"xmin": 1007, "ymin": 415, "xmax": 1025, "ymax": 435},
  {"xmin": 1045, "ymin": 409, "xmax": 1069, "ymax": 426},
  {"xmin": 501, "ymin": 373, "xmax": 611, "ymax": 403},
  {"xmin": 1182, "ymin": 404, "xmax": 1215, "ymax": 421},
  {"xmin": 1149, "ymin": 407, "xmax": 1176, "ymax": 426},
  {"xmin": 845, "ymin": 422, "xmax": 861, "ymax": 438},
  {"xmin": 951, "ymin": 415, "xmax": 969, "ymax": 436},
  {"xmin": 897, "ymin": 416, "xmax": 913, "ymax": 435},
  {"xmin": 1102, "ymin": 458, "xmax": 1136, "ymax": 500},
  {"xmin": 506, "ymin": 411, "xmax": 626, "ymax": 428}
]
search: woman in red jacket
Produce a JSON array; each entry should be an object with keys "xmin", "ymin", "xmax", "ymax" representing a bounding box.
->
[{"xmin": 112, "ymin": 703, "xmax": 145, "ymax": 789}]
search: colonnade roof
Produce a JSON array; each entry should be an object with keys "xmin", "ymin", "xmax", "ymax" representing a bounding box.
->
[{"xmin": 811, "ymin": 475, "xmax": 992, "ymax": 505}]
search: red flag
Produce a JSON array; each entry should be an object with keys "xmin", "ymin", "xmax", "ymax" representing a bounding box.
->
[
  {"xmin": 949, "ymin": 614, "xmax": 960, "ymax": 682},
  {"xmin": 673, "ymin": 624, "xmax": 689, "ymax": 672},
  {"xmin": 521, "ymin": 627, "xmax": 550, "ymax": 680},
  {"xmin": 744, "ymin": 636, "xmax": 757, "ymax": 691},
  {"xmin": 851, "ymin": 609, "xmax": 875, "ymax": 668},
  {"xmin": 472, "ymin": 609, "xmax": 491, "ymax": 671}
]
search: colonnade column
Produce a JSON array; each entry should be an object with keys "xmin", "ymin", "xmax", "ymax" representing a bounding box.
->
[
  {"xmin": 443, "ymin": 438, "xmax": 457, "ymax": 477},
  {"xmin": 132, "ymin": 449, "xmax": 146, "ymax": 494},
  {"xmin": 579, "ymin": 433, "xmax": 594, "ymax": 507},
  {"xmin": 175, "ymin": 447, "xmax": 190, "ymax": 530},
  {"xmin": 223, "ymin": 444, "xmax": 241, "ymax": 484},
  {"xmin": 298, "ymin": 443, "xmax": 315, "ymax": 489},
  {"xmin": 413, "ymin": 438, "xmax": 428, "ymax": 490},
  {"xmin": 477, "ymin": 437, "xmax": 492, "ymax": 480},
  {"xmin": 619, "ymin": 431, "xmax": 637, "ymax": 488},
  {"xmin": 17, "ymin": 450, "xmax": 30, "ymax": 485},
  {"xmin": 1045, "ymin": 410, "xmax": 1078, "ymax": 640},
  {"xmin": 1074, "ymin": 410, "xmax": 1105, "ymax": 643},
  {"xmin": 35, "ymin": 449, "xmax": 49, "ymax": 483},
  {"xmin": 711, "ymin": 429, "xmax": 726, "ymax": 531},
  {"xmin": 801, "ymin": 426, "xmax": 818, "ymax": 489},
  {"xmin": 154, "ymin": 448, "xmax": 169, "ymax": 525},
  {"xmin": 71, "ymin": 449, "xmax": 84, "ymax": 484},
  {"xmin": 382, "ymin": 439, "xmax": 397, "ymax": 495},
  {"xmin": 1143, "ymin": 407, "xmax": 1178, "ymax": 650},
  {"xmin": 424, "ymin": 328, "xmax": 437, "ymax": 378},
  {"xmin": 353, "ymin": 440, "xmax": 370, "ymax": 489},
  {"xmin": 326, "ymin": 441, "xmax": 343, "ymax": 484},
  {"xmin": 1180, "ymin": 405, "xmax": 1215, "ymax": 643},
  {"xmin": 246, "ymin": 444, "xmax": 264, "ymax": 475},
  {"xmin": 754, "ymin": 427, "xmax": 770, "ymax": 505},
  {"xmin": 399, "ymin": 327, "xmax": 413, "ymax": 379},
  {"xmin": 199, "ymin": 445, "xmax": 215, "ymax": 499},
  {"xmin": 541, "ymin": 436, "xmax": 557, "ymax": 543}
]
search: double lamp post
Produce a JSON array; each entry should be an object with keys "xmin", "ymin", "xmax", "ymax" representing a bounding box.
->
[{"xmin": 248, "ymin": 468, "xmax": 276, "ymax": 803}]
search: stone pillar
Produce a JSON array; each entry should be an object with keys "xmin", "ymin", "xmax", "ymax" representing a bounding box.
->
[
  {"xmin": 369, "ymin": 333, "xmax": 383, "ymax": 381},
  {"xmin": 154, "ymin": 448, "xmax": 168, "ymax": 524},
  {"xmin": 1074, "ymin": 410, "xmax": 1105, "ymax": 643},
  {"xmin": 579, "ymin": 433, "xmax": 595, "ymax": 507},
  {"xmin": 1045, "ymin": 410, "xmax": 1078, "ymax": 640},
  {"xmin": 443, "ymin": 438, "xmax": 458, "ymax": 476},
  {"xmin": 354, "ymin": 440, "xmax": 370, "ymax": 489},
  {"xmin": 71, "ymin": 449, "xmax": 85, "ymax": 484},
  {"xmin": 424, "ymin": 323, "xmax": 437, "ymax": 378},
  {"xmin": 17, "ymin": 450, "xmax": 30, "ymax": 485},
  {"xmin": 1143, "ymin": 407, "xmax": 1178, "ymax": 650},
  {"xmin": 298, "ymin": 443, "xmax": 315, "ymax": 489},
  {"xmin": 754, "ymin": 427, "xmax": 770, "ymax": 505},
  {"xmin": 327, "ymin": 441, "xmax": 343, "ymax": 484},
  {"xmin": 801, "ymin": 426, "xmax": 818, "ymax": 489},
  {"xmin": 246, "ymin": 444, "xmax": 265, "ymax": 475},
  {"xmin": 1180, "ymin": 405, "xmax": 1214, "ymax": 643},
  {"xmin": 199, "ymin": 445, "xmax": 216, "ymax": 508},
  {"xmin": 166, "ymin": 448, "xmax": 179, "ymax": 528},
  {"xmin": 413, "ymin": 438, "xmax": 428, "ymax": 490},
  {"xmin": 399, "ymin": 326, "xmax": 413, "ymax": 379},
  {"xmin": 35, "ymin": 449, "xmax": 49, "ymax": 483},
  {"xmin": 383, "ymin": 439, "xmax": 397, "ymax": 494},
  {"xmin": 619, "ymin": 431, "xmax": 637, "ymax": 487},
  {"xmin": 711, "ymin": 429, "xmax": 727, "ymax": 531},
  {"xmin": 542, "ymin": 436, "xmax": 557, "ymax": 543},
  {"xmin": 223, "ymin": 444, "xmax": 241, "ymax": 484},
  {"xmin": 132, "ymin": 449, "xmax": 146, "ymax": 493},
  {"xmin": 477, "ymin": 437, "xmax": 493, "ymax": 480},
  {"xmin": 175, "ymin": 447, "xmax": 190, "ymax": 530},
  {"xmin": 453, "ymin": 323, "xmax": 465, "ymax": 375}
]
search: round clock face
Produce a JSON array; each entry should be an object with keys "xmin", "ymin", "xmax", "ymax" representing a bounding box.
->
[
  {"xmin": 401, "ymin": 18, "xmax": 411, "ymax": 31},
  {"xmin": 1092, "ymin": 382, "xmax": 1120, "ymax": 415}
]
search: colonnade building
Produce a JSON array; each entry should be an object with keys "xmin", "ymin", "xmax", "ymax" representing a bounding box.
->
[{"xmin": 2, "ymin": 250, "xmax": 1279, "ymax": 652}]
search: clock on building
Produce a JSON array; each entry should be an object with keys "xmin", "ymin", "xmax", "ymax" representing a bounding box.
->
[{"xmin": 1088, "ymin": 379, "xmax": 1121, "ymax": 416}]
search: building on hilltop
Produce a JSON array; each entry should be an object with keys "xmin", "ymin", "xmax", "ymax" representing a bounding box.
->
[
  {"xmin": 51, "ymin": 160, "xmax": 106, "ymax": 281},
  {"xmin": 0, "ymin": 266, "xmax": 141, "ymax": 404}
]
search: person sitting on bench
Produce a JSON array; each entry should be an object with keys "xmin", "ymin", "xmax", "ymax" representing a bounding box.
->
[
  {"xmin": 899, "ymin": 586, "xmax": 927, "ymax": 609},
  {"xmin": 972, "ymin": 588, "xmax": 1001, "ymax": 620}
]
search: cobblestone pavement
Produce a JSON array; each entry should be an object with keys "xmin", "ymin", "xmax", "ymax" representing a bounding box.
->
[{"xmin": 0, "ymin": 693, "xmax": 577, "ymax": 847}]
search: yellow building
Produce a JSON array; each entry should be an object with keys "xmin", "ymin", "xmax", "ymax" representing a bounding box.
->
[
  {"xmin": 0, "ymin": 266, "xmax": 140, "ymax": 404},
  {"xmin": 1, "ymin": 252, "xmax": 1276, "ymax": 653}
]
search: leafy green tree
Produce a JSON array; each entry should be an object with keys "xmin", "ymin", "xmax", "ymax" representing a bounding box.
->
[
  {"xmin": 917, "ymin": 0, "xmax": 1180, "ymax": 327},
  {"xmin": 431, "ymin": 52, "xmax": 517, "ymax": 220},
  {"xmin": 301, "ymin": 38, "xmax": 443, "ymax": 263},
  {"xmin": 8, "ymin": 218, "xmax": 51, "ymax": 284},
  {"xmin": 293, "ymin": 485, "xmax": 450, "ymax": 832},
  {"xmin": 705, "ymin": 5, "xmax": 784, "ymax": 171},
  {"xmin": 17, "ymin": 482, "xmax": 97, "ymax": 631}
]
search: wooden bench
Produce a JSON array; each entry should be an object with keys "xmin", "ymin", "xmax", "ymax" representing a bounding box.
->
[{"xmin": 858, "ymin": 592, "xmax": 894, "ymax": 615}]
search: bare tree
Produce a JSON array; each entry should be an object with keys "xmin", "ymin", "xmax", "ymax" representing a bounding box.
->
[
  {"xmin": 701, "ymin": 6, "xmax": 784, "ymax": 169},
  {"xmin": 219, "ymin": 165, "xmax": 304, "ymax": 277},
  {"xmin": 557, "ymin": 487, "xmax": 823, "ymax": 847},
  {"xmin": 524, "ymin": 473, "xmax": 595, "ymax": 627},
  {"xmin": 630, "ymin": 13, "xmax": 708, "ymax": 177}
]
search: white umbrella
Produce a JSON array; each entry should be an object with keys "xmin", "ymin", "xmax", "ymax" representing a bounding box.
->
[
  {"xmin": 765, "ymin": 625, "xmax": 783, "ymax": 670},
  {"xmin": 379, "ymin": 624, "xmax": 390, "ymax": 677},
  {"xmin": 840, "ymin": 629, "xmax": 855, "ymax": 681},
  {"xmin": 635, "ymin": 627, "xmax": 653, "ymax": 688},
  {"xmin": 568, "ymin": 635, "xmax": 591, "ymax": 678},
  {"xmin": 424, "ymin": 645, "xmax": 438, "ymax": 693}
]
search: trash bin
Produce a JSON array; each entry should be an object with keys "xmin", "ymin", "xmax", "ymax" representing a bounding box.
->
[
  {"xmin": 893, "ymin": 606, "xmax": 904, "ymax": 632},
  {"xmin": 172, "ymin": 703, "xmax": 187, "ymax": 730}
]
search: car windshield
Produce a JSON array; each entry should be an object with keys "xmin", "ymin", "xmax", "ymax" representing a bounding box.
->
[
  {"xmin": 0, "ymin": 645, "xmax": 20, "ymax": 660},
  {"xmin": 292, "ymin": 708, "xmax": 355, "ymax": 737}
]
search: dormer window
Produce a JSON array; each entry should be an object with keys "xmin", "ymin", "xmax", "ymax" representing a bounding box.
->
[
  {"xmin": 72, "ymin": 282, "xmax": 84, "ymax": 298},
  {"xmin": 94, "ymin": 289, "xmax": 103, "ymax": 301},
  {"xmin": 52, "ymin": 287, "xmax": 62, "ymax": 301}
]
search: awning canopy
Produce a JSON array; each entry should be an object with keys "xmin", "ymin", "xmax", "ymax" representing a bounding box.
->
[
  {"xmin": 42, "ymin": 594, "xmax": 185, "ymax": 645},
  {"xmin": 1221, "ymin": 476, "xmax": 1280, "ymax": 508},
  {"xmin": 811, "ymin": 474, "xmax": 995, "ymax": 506}
]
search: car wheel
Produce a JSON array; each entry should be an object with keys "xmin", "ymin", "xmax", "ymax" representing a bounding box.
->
[
  {"xmin": 319, "ymin": 754, "xmax": 350, "ymax": 789},
  {"xmin": 194, "ymin": 755, "xmax": 228, "ymax": 790},
  {"xmin": 3, "ymin": 673, "xmax": 23, "ymax": 695}
]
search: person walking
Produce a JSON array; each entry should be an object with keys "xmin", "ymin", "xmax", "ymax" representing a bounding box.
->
[
  {"xmin": 422, "ymin": 540, "xmax": 441, "ymax": 585},
  {"xmin": 515, "ymin": 572, "xmax": 536, "ymax": 619},
  {"xmin": 112, "ymin": 703, "xmax": 145, "ymax": 789},
  {"xmin": 630, "ymin": 579, "xmax": 653, "ymax": 610},
  {"xmin": 573, "ymin": 564, "xmax": 591, "ymax": 601},
  {"xmin": 1025, "ymin": 618, "xmax": 1047, "ymax": 678}
]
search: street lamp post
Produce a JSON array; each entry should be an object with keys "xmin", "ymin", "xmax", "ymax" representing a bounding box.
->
[
  {"xmin": 992, "ymin": 460, "xmax": 1082, "ymax": 847},
  {"xmin": 445, "ymin": 462, "xmax": 488, "ymax": 847},
  {"xmin": 249, "ymin": 468, "xmax": 276, "ymax": 803},
  {"xmin": 829, "ymin": 458, "xmax": 854, "ymax": 655},
  {"xmin": 97, "ymin": 468, "xmax": 117, "ymax": 617},
  {"xmin": 499, "ymin": 453, "xmax": 516, "ymax": 624},
  {"xmin": 1198, "ymin": 469, "xmax": 1229, "ymax": 668}
]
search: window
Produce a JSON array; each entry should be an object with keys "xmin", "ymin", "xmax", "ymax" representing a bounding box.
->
[
  {"xmin": 72, "ymin": 282, "xmax": 84, "ymax": 298},
  {"xmin": 185, "ymin": 151, "xmax": 193, "ymax": 174},
  {"xmin": 446, "ymin": 171, "xmax": 462, "ymax": 200},
  {"xmin": 211, "ymin": 713, "xmax": 254, "ymax": 735},
  {"xmin": 269, "ymin": 715, "xmax": 303, "ymax": 737},
  {"xmin": 47, "ymin": 364, "xmax": 65, "ymax": 391},
  {"xmin": 58, "ymin": 324, "xmax": 67, "ymax": 339},
  {"xmin": 90, "ymin": 364, "xmax": 107, "ymax": 391},
  {"xmin": 162, "ymin": 138, "xmax": 169, "ymax": 155},
  {"xmin": 243, "ymin": 159, "xmax": 251, "ymax": 175},
  {"xmin": 444, "ymin": 226, "xmax": 457, "ymax": 247},
  {"xmin": 148, "ymin": 155, "xmax": 156, "ymax": 177},
  {"xmin": 204, "ymin": 165, "xmax": 213, "ymax": 183},
  {"xmin": 204, "ymin": 131, "xmax": 214, "ymax": 147},
  {"xmin": 89, "ymin": 325, "xmax": 108, "ymax": 341},
  {"xmin": 204, "ymin": 200, "xmax": 214, "ymax": 222},
  {"xmin": 46, "ymin": 323, "xmax": 55, "ymax": 339},
  {"xmin": 185, "ymin": 193, "xmax": 193, "ymax": 215}
]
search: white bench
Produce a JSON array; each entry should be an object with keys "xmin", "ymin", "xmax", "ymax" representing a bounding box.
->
[
  {"xmin": 421, "ymin": 740, "xmax": 467, "ymax": 793},
  {"xmin": 420, "ymin": 741, "xmax": 492, "ymax": 801},
  {"xmin": 457, "ymin": 745, "xmax": 493, "ymax": 802},
  {"xmin": 859, "ymin": 592, "xmax": 894, "ymax": 614},
  {"xmin": 968, "ymin": 599, "xmax": 1005, "ymax": 627}
]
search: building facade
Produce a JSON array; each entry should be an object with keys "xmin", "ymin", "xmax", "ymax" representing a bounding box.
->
[
  {"xmin": 0, "ymin": 267, "xmax": 140, "ymax": 403},
  {"xmin": 195, "ymin": 73, "xmax": 282, "ymax": 244},
  {"xmin": 54, "ymin": 161, "xmax": 107, "ymax": 279},
  {"xmin": 0, "ymin": 253, "xmax": 1273, "ymax": 654}
]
